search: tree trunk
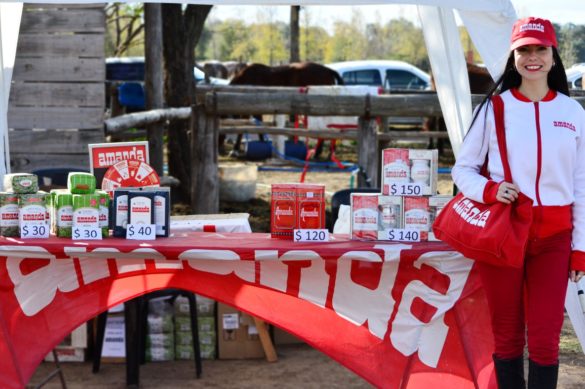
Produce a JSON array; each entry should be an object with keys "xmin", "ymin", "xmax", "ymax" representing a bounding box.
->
[
  {"xmin": 161, "ymin": 4, "xmax": 211, "ymax": 204},
  {"xmin": 144, "ymin": 4, "xmax": 164, "ymax": 176},
  {"xmin": 290, "ymin": 6, "xmax": 300, "ymax": 63}
]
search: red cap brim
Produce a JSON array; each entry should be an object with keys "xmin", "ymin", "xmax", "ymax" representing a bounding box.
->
[{"xmin": 511, "ymin": 37, "xmax": 555, "ymax": 50}]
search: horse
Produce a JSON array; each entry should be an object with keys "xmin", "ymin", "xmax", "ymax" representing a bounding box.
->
[
  {"xmin": 224, "ymin": 62, "xmax": 344, "ymax": 155},
  {"xmin": 423, "ymin": 63, "xmax": 495, "ymax": 152},
  {"xmin": 230, "ymin": 62, "xmax": 343, "ymax": 86},
  {"xmin": 202, "ymin": 61, "xmax": 229, "ymax": 80}
]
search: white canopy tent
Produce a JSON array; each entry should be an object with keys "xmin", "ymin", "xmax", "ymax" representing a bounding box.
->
[{"xmin": 0, "ymin": 0, "xmax": 518, "ymax": 175}]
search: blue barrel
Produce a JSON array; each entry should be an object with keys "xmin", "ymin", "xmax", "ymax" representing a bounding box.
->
[
  {"xmin": 245, "ymin": 141, "xmax": 273, "ymax": 160},
  {"xmin": 285, "ymin": 140, "xmax": 307, "ymax": 160}
]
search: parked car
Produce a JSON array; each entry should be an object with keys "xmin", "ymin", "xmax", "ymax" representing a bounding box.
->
[
  {"xmin": 105, "ymin": 57, "xmax": 229, "ymax": 85},
  {"xmin": 326, "ymin": 60, "xmax": 431, "ymax": 91},
  {"xmin": 566, "ymin": 63, "xmax": 584, "ymax": 90}
]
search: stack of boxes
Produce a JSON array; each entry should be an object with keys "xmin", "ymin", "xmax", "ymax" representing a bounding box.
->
[
  {"xmin": 173, "ymin": 295, "xmax": 217, "ymax": 361},
  {"xmin": 351, "ymin": 148, "xmax": 453, "ymax": 241},
  {"xmin": 0, "ymin": 173, "xmax": 49, "ymax": 238},
  {"xmin": 195, "ymin": 296, "xmax": 217, "ymax": 359},
  {"xmin": 145, "ymin": 298, "xmax": 175, "ymax": 362},
  {"xmin": 112, "ymin": 187, "xmax": 170, "ymax": 238},
  {"xmin": 270, "ymin": 183, "xmax": 326, "ymax": 239},
  {"xmin": 51, "ymin": 172, "xmax": 109, "ymax": 238}
]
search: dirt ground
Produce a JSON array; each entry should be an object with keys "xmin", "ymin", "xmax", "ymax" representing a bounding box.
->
[{"xmin": 29, "ymin": 149, "xmax": 585, "ymax": 388}]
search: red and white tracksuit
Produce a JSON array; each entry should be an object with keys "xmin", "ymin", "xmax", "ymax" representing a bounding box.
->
[{"xmin": 452, "ymin": 88, "xmax": 585, "ymax": 364}]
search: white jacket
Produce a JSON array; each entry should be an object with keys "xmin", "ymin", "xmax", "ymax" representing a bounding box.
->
[{"xmin": 452, "ymin": 88, "xmax": 585, "ymax": 260}]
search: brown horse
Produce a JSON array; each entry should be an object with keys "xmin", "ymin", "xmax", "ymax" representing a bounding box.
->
[
  {"xmin": 230, "ymin": 62, "xmax": 343, "ymax": 87},
  {"xmin": 225, "ymin": 62, "xmax": 343, "ymax": 154},
  {"xmin": 423, "ymin": 63, "xmax": 495, "ymax": 151}
]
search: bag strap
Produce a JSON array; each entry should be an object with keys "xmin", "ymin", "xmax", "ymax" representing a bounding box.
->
[{"xmin": 491, "ymin": 95, "xmax": 513, "ymax": 183}]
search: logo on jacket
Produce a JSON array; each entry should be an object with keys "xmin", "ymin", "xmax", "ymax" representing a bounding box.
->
[{"xmin": 553, "ymin": 121, "xmax": 576, "ymax": 132}]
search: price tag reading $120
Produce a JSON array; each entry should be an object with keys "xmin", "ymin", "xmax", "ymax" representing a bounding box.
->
[
  {"xmin": 389, "ymin": 183, "xmax": 423, "ymax": 196},
  {"xmin": 294, "ymin": 229, "xmax": 329, "ymax": 243},
  {"xmin": 126, "ymin": 224, "xmax": 156, "ymax": 240}
]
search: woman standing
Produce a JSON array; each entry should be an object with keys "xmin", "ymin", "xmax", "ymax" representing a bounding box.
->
[{"xmin": 452, "ymin": 17, "xmax": 585, "ymax": 389}]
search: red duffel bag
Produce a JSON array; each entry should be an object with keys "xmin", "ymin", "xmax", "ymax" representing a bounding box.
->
[{"xmin": 432, "ymin": 95, "xmax": 533, "ymax": 268}]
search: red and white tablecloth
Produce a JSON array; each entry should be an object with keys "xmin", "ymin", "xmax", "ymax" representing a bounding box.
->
[{"xmin": 0, "ymin": 232, "xmax": 497, "ymax": 388}]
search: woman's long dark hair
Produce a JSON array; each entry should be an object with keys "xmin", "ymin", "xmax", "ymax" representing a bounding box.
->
[{"xmin": 469, "ymin": 47, "xmax": 570, "ymax": 129}]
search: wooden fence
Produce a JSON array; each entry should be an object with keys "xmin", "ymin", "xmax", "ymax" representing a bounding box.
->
[
  {"xmin": 105, "ymin": 87, "xmax": 585, "ymax": 211},
  {"xmin": 7, "ymin": 3, "xmax": 106, "ymax": 172}
]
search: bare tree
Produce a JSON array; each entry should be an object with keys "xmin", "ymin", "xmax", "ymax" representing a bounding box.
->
[{"xmin": 106, "ymin": 4, "xmax": 145, "ymax": 56}]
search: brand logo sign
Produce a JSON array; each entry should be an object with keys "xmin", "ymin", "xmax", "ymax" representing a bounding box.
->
[
  {"xmin": 554, "ymin": 121, "xmax": 576, "ymax": 132},
  {"xmin": 519, "ymin": 23, "xmax": 545, "ymax": 33},
  {"xmin": 452, "ymin": 198, "xmax": 490, "ymax": 227}
]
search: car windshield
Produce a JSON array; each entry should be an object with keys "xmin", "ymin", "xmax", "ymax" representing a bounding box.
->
[{"xmin": 384, "ymin": 69, "xmax": 427, "ymax": 90}]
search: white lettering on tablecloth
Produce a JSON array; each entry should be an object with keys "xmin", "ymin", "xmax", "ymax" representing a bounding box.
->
[
  {"xmin": 333, "ymin": 250, "xmax": 397, "ymax": 340},
  {"xmin": 390, "ymin": 251, "xmax": 473, "ymax": 367},
  {"xmin": 2, "ymin": 243, "xmax": 473, "ymax": 368},
  {"xmin": 4, "ymin": 246, "xmax": 78, "ymax": 316}
]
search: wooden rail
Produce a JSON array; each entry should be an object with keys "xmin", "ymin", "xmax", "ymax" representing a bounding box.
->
[{"xmin": 103, "ymin": 87, "xmax": 585, "ymax": 210}]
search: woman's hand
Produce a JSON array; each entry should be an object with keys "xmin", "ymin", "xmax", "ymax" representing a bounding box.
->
[
  {"xmin": 570, "ymin": 270, "xmax": 584, "ymax": 283},
  {"xmin": 496, "ymin": 182, "xmax": 520, "ymax": 204}
]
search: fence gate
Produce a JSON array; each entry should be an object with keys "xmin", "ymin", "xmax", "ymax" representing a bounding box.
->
[{"xmin": 7, "ymin": 3, "xmax": 106, "ymax": 173}]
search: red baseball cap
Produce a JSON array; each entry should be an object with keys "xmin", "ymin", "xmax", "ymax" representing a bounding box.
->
[{"xmin": 510, "ymin": 17, "xmax": 557, "ymax": 50}]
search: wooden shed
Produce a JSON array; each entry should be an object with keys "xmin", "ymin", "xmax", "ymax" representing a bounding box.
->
[{"xmin": 7, "ymin": 3, "xmax": 106, "ymax": 174}]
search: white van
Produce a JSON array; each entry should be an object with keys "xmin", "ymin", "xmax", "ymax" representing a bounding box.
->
[{"xmin": 326, "ymin": 60, "xmax": 431, "ymax": 91}]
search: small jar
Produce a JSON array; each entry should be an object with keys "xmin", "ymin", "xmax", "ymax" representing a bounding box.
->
[{"xmin": 411, "ymin": 159, "xmax": 430, "ymax": 185}]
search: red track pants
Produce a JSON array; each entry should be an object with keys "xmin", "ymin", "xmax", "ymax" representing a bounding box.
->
[{"xmin": 477, "ymin": 231, "xmax": 571, "ymax": 365}]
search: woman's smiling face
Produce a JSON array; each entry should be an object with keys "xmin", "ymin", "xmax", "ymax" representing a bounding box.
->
[{"xmin": 514, "ymin": 44, "xmax": 554, "ymax": 82}]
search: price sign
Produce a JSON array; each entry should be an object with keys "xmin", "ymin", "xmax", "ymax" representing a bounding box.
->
[
  {"xmin": 126, "ymin": 224, "xmax": 156, "ymax": 240},
  {"xmin": 389, "ymin": 183, "xmax": 423, "ymax": 196},
  {"xmin": 72, "ymin": 226, "xmax": 102, "ymax": 240},
  {"xmin": 384, "ymin": 228, "xmax": 421, "ymax": 242},
  {"xmin": 294, "ymin": 229, "xmax": 329, "ymax": 243},
  {"xmin": 20, "ymin": 224, "xmax": 49, "ymax": 239}
]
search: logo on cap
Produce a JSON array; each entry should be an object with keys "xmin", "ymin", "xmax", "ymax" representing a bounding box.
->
[{"xmin": 519, "ymin": 23, "xmax": 545, "ymax": 33}]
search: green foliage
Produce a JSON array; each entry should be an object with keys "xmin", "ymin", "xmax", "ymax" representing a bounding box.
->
[{"xmin": 107, "ymin": 5, "xmax": 585, "ymax": 69}]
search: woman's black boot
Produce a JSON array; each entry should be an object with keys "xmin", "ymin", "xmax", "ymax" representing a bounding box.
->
[
  {"xmin": 527, "ymin": 359, "xmax": 558, "ymax": 389},
  {"xmin": 493, "ymin": 355, "xmax": 526, "ymax": 389}
]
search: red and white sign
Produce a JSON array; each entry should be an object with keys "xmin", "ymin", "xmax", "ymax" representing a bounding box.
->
[
  {"xmin": 0, "ymin": 232, "xmax": 499, "ymax": 389},
  {"xmin": 88, "ymin": 142, "xmax": 150, "ymax": 189},
  {"xmin": 101, "ymin": 159, "xmax": 160, "ymax": 197}
]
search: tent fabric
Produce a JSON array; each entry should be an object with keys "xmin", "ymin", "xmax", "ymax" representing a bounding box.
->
[
  {"xmin": 0, "ymin": 0, "xmax": 516, "ymax": 179},
  {"xmin": 0, "ymin": 3, "xmax": 21, "ymax": 178},
  {"xmin": 418, "ymin": 6, "xmax": 471, "ymax": 158}
]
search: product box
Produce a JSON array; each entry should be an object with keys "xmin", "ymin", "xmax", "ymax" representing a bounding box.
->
[
  {"xmin": 112, "ymin": 188, "xmax": 130, "ymax": 237},
  {"xmin": 350, "ymin": 194, "xmax": 403, "ymax": 240},
  {"xmin": 271, "ymin": 183, "xmax": 325, "ymax": 239},
  {"xmin": 428, "ymin": 195, "xmax": 454, "ymax": 241},
  {"xmin": 217, "ymin": 303, "xmax": 264, "ymax": 359},
  {"xmin": 101, "ymin": 314, "xmax": 126, "ymax": 360},
  {"xmin": 381, "ymin": 148, "xmax": 438, "ymax": 196},
  {"xmin": 0, "ymin": 193, "xmax": 19, "ymax": 237},
  {"xmin": 403, "ymin": 196, "xmax": 431, "ymax": 241},
  {"xmin": 127, "ymin": 191, "xmax": 155, "ymax": 226}
]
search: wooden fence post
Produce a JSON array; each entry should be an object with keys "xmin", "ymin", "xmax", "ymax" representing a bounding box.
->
[
  {"xmin": 357, "ymin": 115, "xmax": 379, "ymax": 188},
  {"xmin": 190, "ymin": 103, "xmax": 219, "ymax": 214}
]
